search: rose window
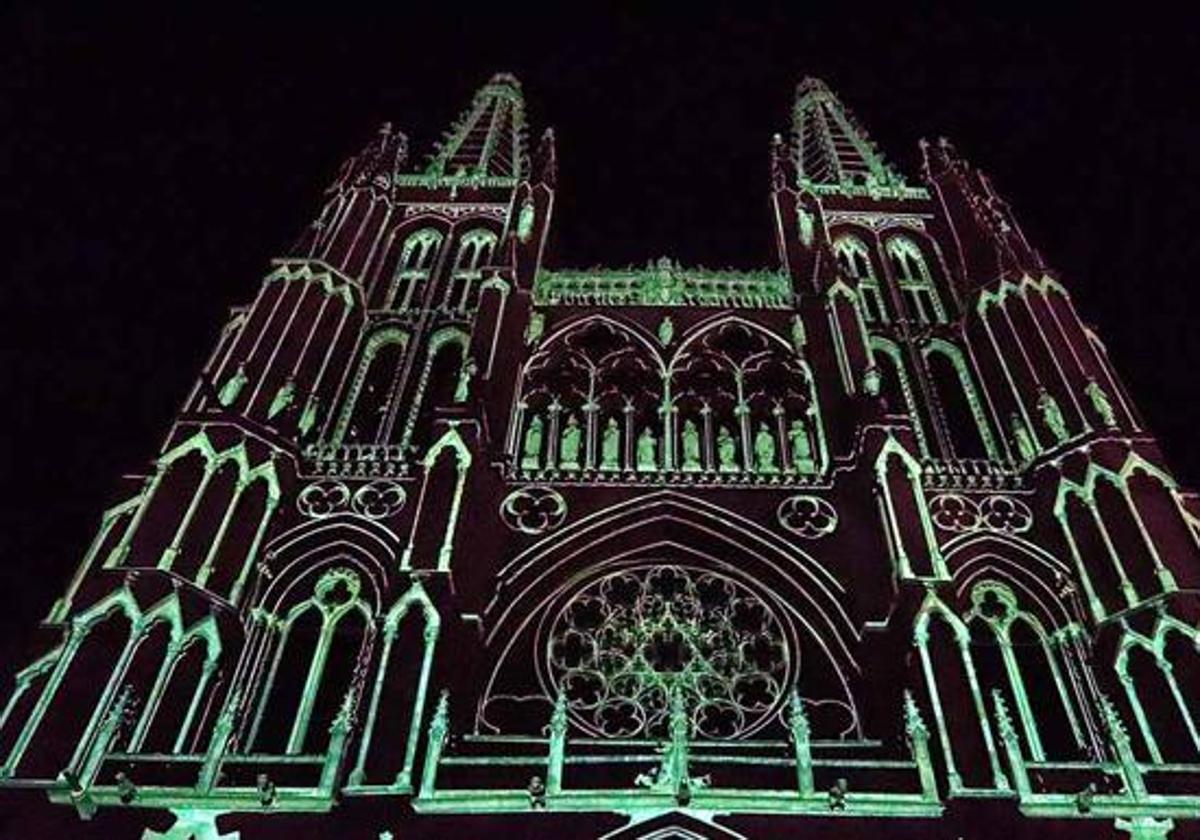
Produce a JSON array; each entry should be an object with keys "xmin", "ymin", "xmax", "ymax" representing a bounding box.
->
[{"xmin": 545, "ymin": 564, "xmax": 792, "ymax": 740}]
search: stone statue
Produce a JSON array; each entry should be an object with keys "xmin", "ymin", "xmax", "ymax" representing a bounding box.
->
[
  {"xmin": 517, "ymin": 199, "xmax": 536, "ymax": 243},
  {"xmin": 1010, "ymin": 413, "xmax": 1036, "ymax": 463},
  {"xmin": 636, "ymin": 427, "xmax": 658, "ymax": 473},
  {"xmin": 790, "ymin": 314, "xmax": 806, "ymax": 354},
  {"xmin": 600, "ymin": 417, "xmax": 621, "ymax": 471},
  {"xmin": 862, "ymin": 365, "xmax": 881, "ymax": 397},
  {"xmin": 219, "ymin": 363, "xmax": 248, "ymax": 407},
  {"xmin": 521, "ymin": 415, "xmax": 543, "ymax": 470},
  {"xmin": 788, "ymin": 419, "xmax": 815, "ymax": 473},
  {"xmin": 525, "ymin": 310, "xmax": 545, "ymax": 346},
  {"xmin": 1085, "ymin": 379, "xmax": 1117, "ymax": 428},
  {"xmin": 681, "ymin": 419, "xmax": 702, "ymax": 472},
  {"xmin": 658, "ymin": 315, "xmax": 675, "ymax": 347},
  {"xmin": 754, "ymin": 423, "xmax": 778, "ymax": 474},
  {"xmin": 717, "ymin": 426, "xmax": 739, "ymax": 473},
  {"xmin": 269, "ymin": 377, "xmax": 296, "ymax": 420},
  {"xmin": 1037, "ymin": 388, "xmax": 1069, "ymax": 444},
  {"xmin": 454, "ymin": 357, "xmax": 477, "ymax": 403},
  {"xmin": 559, "ymin": 415, "xmax": 581, "ymax": 470}
]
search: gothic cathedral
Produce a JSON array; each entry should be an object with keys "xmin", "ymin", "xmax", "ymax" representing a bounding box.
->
[{"xmin": 2, "ymin": 75, "xmax": 1199, "ymax": 839}]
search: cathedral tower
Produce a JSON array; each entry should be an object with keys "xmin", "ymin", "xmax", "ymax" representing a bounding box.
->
[{"xmin": 2, "ymin": 75, "xmax": 1198, "ymax": 840}]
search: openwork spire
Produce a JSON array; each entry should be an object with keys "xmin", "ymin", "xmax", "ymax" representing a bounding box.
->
[
  {"xmin": 792, "ymin": 77, "xmax": 914, "ymax": 196},
  {"xmin": 424, "ymin": 72, "xmax": 528, "ymax": 180}
]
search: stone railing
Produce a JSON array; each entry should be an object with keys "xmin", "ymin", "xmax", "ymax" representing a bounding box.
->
[
  {"xmin": 919, "ymin": 457, "xmax": 1021, "ymax": 491},
  {"xmin": 303, "ymin": 443, "xmax": 409, "ymax": 478},
  {"xmin": 534, "ymin": 261, "xmax": 793, "ymax": 309}
]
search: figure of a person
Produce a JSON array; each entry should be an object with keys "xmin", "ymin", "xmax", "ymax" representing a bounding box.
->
[
  {"xmin": 559, "ymin": 415, "xmax": 582, "ymax": 470},
  {"xmin": 454, "ymin": 357, "xmax": 477, "ymax": 403},
  {"xmin": 521, "ymin": 414, "xmax": 544, "ymax": 470},
  {"xmin": 754, "ymin": 423, "xmax": 778, "ymax": 474},
  {"xmin": 717, "ymin": 426, "xmax": 739, "ymax": 473},
  {"xmin": 1038, "ymin": 388, "xmax": 1069, "ymax": 444},
  {"xmin": 1085, "ymin": 379, "xmax": 1117, "ymax": 429},
  {"xmin": 600, "ymin": 417, "xmax": 621, "ymax": 471},
  {"xmin": 681, "ymin": 419, "xmax": 702, "ymax": 472},
  {"xmin": 637, "ymin": 427, "xmax": 658, "ymax": 473},
  {"xmin": 1010, "ymin": 413, "xmax": 1036, "ymax": 463},
  {"xmin": 789, "ymin": 419, "xmax": 815, "ymax": 473}
]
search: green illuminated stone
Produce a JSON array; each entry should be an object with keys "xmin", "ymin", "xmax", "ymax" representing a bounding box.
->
[
  {"xmin": 754, "ymin": 423, "xmax": 779, "ymax": 475},
  {"xmin": 1037, "ymin": 388, "xmax": 1069, "ymax": 444},
  {"xmin": 521, "ymin": 415, "xmax": 543, "ymax": 470},
  {"xmin": 559, "ymin": 415, "xmax": 581, "ymax": 471},
  {"xmin": 636, "ymin": 427, "xmax": 658, "ymax": 473}
]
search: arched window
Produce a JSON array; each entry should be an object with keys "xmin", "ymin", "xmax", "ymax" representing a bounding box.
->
[
  {"xmin": 333, "ymin": 329, "xmax": 408, "ymax": 446},
  {"xmin": 924, "ymin": 342, "xmax": 997, "ymax": 460},
  {"xmin": 516, "ymin": 317, "xmax": 662, "ymax": 475},
  {"xmin": 871, "ymin": 337, "xmax": 930, "ymax": 456},
  {"xmin": 915, "ymin": 602, "xmax": 1000, "ymax": 790},
  {"xmin": 833, "ymin": 236, "xmax": 888, "ymax": 323},
  {"xmin": 385, "ymin": 229, "xmax": 443, "ymax": 311},
  {"xmin": 886, "ymin": 237, "xmax": 945, "ymax": 324},
  {"xmin": 402, "ymin": 329, "xmax": 468, "ymax": 456},
  {"xmin": 248, "ymin": 567, "xmax": 373, "ymax": 755},
  {"xmin": 443, "ymin": 229, "xmax": 498, "ymax": 313},
  {"xmin": 964, "ymin": 583, "xmax": 1081, "ymax": 761}
]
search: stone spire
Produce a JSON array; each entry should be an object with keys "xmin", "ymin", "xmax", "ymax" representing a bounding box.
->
[
  {"xmin": 424, "ymin": 72, "xmax": 528, "ymax": 180},
  {"xmin": 792, "ymin": 77, "xmax": 911, "ymax": 195}
]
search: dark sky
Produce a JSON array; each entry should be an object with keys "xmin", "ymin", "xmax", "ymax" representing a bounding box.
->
[{"xmin": 2, "ymin": 7, "xmax": 1200, "ymax": 659}]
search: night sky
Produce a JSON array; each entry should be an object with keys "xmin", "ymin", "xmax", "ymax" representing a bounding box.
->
[{"xmin": 3, "ymin": 7, "xmax": 1200, "ymax": 667}]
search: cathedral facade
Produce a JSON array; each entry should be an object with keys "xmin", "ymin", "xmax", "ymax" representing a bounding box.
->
[{"xmin": 2, "ymin": 75, "xmax": 1199, "ymax": 839}]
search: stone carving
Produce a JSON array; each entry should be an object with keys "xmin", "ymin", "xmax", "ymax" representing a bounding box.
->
[
  {"xmin": 776, "ymin": 495, "xmax": 838, "ymax": 539},
  {"xmin": 352, "ymin": 481, "xmax": 407, "ymax": 519},
  {"xmin": 929, "ymin": 493, "xmax": 1033, "ymax": 534},
  {"xmin": 297, "ymin": 480, "xmax": 351, "ymax": 518},
  {"xmin": 500, "ymin": 486, "xmax": 568, "ymax": 535}
]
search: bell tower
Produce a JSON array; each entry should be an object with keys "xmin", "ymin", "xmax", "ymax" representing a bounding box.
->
[{"xmin": 1, "ymin": 74, "xmax": 1198, "ymax": 840}]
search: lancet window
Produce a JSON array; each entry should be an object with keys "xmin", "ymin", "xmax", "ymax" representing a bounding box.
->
[
  {"xmin": 384, "ymin": 229, "xmax": 443, "ymax": 311},
  {"xmin": 871, "ymin": 337, "xmax": 930, "ymax": 456},
  {"xmin": 962, "ymin": 583, "xmax": 1082, "ymax": 760},
  {"xmin": 442, "ymin": 228, "xmax": 498, "ymax": 314},
  {"xmin": 886, "ymin": 237, "xmax": 945, "ymax": 324},
  {"xmin": 1114, "ymin": 619, "xmax": 1200, "ymax": 763},
  {"xmin": 923, "ymin": 340, "xmax": 997, "ymax": 460},
  {"xmin": 246, "ymin": 567, "xmax": 373, "ymax": 756},
  {"xmin": 833, "ymin": 235, "xmax": 888, "ymax": 323},
  {"xmin": 333, "ymin": 328, "xmax": 408, "ymax": 446}
]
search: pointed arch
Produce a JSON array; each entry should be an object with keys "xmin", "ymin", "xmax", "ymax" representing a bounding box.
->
[
  {"xmin": 481, "ymin": 491, "xmax": 860, "ymax": 740},
  {"xmin": 870, "ymin": 337, "xmax": 930, "ymax": 457},
  {"xmin": 246, "ymin": 563, "xmax": 379, "ymax": 756},
  {"xmin": 515, "ymin": 314, "xmax": 664, "ymax": 474},
  {"xmin": 442, "ymin": 227, "xmax": 499, "ymax": 313},
  {"xmin": 875, "ymin": 434, "xmax": 944, "ymax": 580},
  {"xmin": 832, "ymin": 233, "xmax": 888, "ymax": 322},
  {"xmin": 884, "ymin": 235, "xmax": 945, "ymax": 324},
  {"xmin": 396, "ymin": 326, "xmax": 470, "ymax": 453},
  {"xmin": 333, "ymin": 326, "xmax": 410, "ymax": 446},
  {"xmin": 668, "ymin": 315, "xmax": 825, "ymax": 476},
  {"xmin": 913, "ymin": 592, "xmax": 1005, "ymax": 791},
  {"xmin": 350, "ymin": 580, "xmax": 442, "ymax": 790},
  {"xmin": 1113, "ymin": 615, "xmax": 1200, "ymax": 763},
  {"xmin": 384, "ymin": 228, "xmax": 444, "ymax": 310},
  {"xmin": 922, "ymin": 338, "xmax": 999, "ymax": 460}
]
